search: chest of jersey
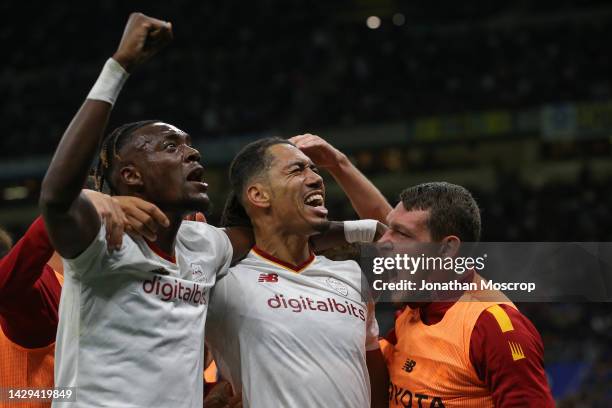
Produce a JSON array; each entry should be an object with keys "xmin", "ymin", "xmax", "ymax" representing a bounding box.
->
[
  {"xmin": 217, "ymin": 257, "xmax": 368, "ymax": 344},
  {"xmin": 206, "ymin": 254, "xmax": 373, "ymax": 408},
  {"xmin": 55, "ymin": 222, "xmax": 231, "ymax": 408},
  {"xmin": 387, "ymin": 304, "xmax": 495, "ymax": 408}
]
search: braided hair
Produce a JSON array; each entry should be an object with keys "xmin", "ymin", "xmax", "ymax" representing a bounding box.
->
[{"xmin": 93, "ymin": 120, "xmax": 160, "ymax": 194}]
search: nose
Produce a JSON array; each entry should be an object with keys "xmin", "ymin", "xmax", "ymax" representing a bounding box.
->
[
  {"xmin": 378, "ymin": 230, "xmax": 393, "ymax": 244},
  {"xmin": 184, "ymin": 145, "xmax": 201, "ymax": 163},
  {"xmin": 305, "ymin": 168, "xmax": 323, "ymax": 189}
]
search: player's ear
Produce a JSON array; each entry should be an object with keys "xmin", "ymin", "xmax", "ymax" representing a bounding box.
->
[
  {"xmin": 246, "ymin": 182, "xmax": 271, "ymax": 209},
  {"xmin": 439, "ymin": 235, "xmax": 461, "ymax": 258},
  {"xmin": 119, "ymin": 164, "xmax": 144, "ymax": 188}
]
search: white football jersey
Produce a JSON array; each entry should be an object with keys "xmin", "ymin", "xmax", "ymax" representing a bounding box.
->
[
  {"xmin": 53, "ymin": 221, "xmax": 232, "ymax": 408},
  {"xmin": 206, "ymin": 247, "xmax": 379, "ymax": 408}
]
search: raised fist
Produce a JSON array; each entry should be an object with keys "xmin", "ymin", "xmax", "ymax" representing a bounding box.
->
[{"xmin": 112, "ymin": 12, "xmax": 173, "ymax": 72}]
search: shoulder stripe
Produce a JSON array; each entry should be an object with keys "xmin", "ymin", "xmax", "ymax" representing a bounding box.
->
[{"xmin": 486, "ymin": 304, "xmax": 514, "ymax": 333}]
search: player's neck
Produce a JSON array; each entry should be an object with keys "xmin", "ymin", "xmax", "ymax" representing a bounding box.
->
[{"xmin": 254, "ymin": 231, "xmax": 311, "ymax": 267}]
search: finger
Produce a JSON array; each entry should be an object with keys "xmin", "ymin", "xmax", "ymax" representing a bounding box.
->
[
  {"xmin": 289, "ymin": 134, "xmax": 310, "ymax": 146},
  {"xmin": 128, "ymin": 216, "xmax": 156, "ymax": 241},
  {"xmin": 135, "ymin": 200, "xmax": 170, "ymax": 227},
  {"xmin": 148, "ymin": 23, "xmax": 173, "ymax": 48},
  {"xmin": 128, "ymin": 203, "xmax": 165, "ymax": 233},
  {"xmin": 125, "ymin": 224, "xmax": 141, "ymax": 241},
  {"xmin": 145, "ymin": 16, "xmax": 173, "ymax": 31},
  {"xmin": 117, "ymin": 197, "xmax": 148, "ymax": 220},
  {"xmin": 109, "ymin": 201, "xmax": 127, "ymax": 249},
  {"xmin": 109, "ymin": 216, "xmax": 125, "ymax": 251},
  {"xmin": 105, "ymin": 205, "xmax": 123, "ymax": 251},
  {"xmin": 293, "ymin": 140, "xmax": 310, "ymax": 150},
  {"xmin": 299, "ymin": 135, "xmax": 323, "ymax": 147},
  {"xmin": 128, "ymin": 208, "xmax": 159, "ymax": 235},
  {"xmin": 122, "ymin": 211, "xmax": 130, "ymax": 229},
  {"xmin": 288, "ymin": 135, "xmax": 305, "ymax": 143},
  {"xmin": 103, "ymin": 208, "xmax": 116, "ymax": 250},
  {"xmin": 126, "ymin": 214, "xmax": 157, "ymax": 241},
  {"xmin": 106, "ymin": 221, "xmax": 120, "ymax": 250},
  {"xmin": 297, "ymin": 133, "xmax": 316, "ymax": 142},
  {"xmin": 100, "ymin": 204, "xmax": 118, "ymax": 247},
  {"xmin": 304, "ymin": 140, "xmax": 330, "ymax": 154},
  {"xmin": 289, "ymin": 134, "xmax": 317, "ymax": 146},
  {"xmin": 139, "ymin": 14, "xmax": 171, "ymax": 33},
  {"xmin": 195, "ymin": 212, "xmax": 207, "ymax": 222},
  {"xmin": 148, "ymin": 28, "xmax": 173, "ymax": 50},
  {"xmin": 292, "ymin": 135, "xmax": 321, "ymax": 150}
]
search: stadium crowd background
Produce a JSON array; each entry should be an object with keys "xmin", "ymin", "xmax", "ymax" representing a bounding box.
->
[{"xmin": 1, "ymin": 0, "xmax": 611, "ymax": 406}]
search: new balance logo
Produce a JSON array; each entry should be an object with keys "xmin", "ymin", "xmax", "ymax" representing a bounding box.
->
[
  {"xmin": 509, "ymin": 341, "xmax": 526, "ymax": 361},
  {"xmin": 402, "ymin": 359, "xmax": 416, "ymax": 372},
  {"xmin": 258, "ymin": 273, "xmax": 279, "ymax": 283}
]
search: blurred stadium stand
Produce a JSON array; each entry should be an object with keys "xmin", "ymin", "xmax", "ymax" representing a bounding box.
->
[{"xmin": 1, "ymin": 0, "xmax": 611, "ymax": 405}]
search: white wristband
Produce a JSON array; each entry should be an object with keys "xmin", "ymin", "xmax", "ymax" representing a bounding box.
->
[
  {"xmin": 86, "ymin": 58, "xmax": 129, "ymax": 106},
  {"xmin": 344, "ymin": 219, "xmax": 378, "ymax": 243}
]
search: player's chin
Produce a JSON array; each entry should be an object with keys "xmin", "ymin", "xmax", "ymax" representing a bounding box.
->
[
  {"xmin": 186, "ymin": 193, "xmax": 210, "ymax": 213},
  {"xmin": 308, "ymin": 216, "xmax": 330, "ymax": 233}
]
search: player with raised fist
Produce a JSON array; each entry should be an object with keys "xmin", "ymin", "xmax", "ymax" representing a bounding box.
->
[{"xmin": 41, "ymin": 13, "xmax": 235, "ymax": 408}]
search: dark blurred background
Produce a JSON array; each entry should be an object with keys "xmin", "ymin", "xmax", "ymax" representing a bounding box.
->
[{"xmin": 1, "ymin": 0, "xmax": 611, "ymax": 405}]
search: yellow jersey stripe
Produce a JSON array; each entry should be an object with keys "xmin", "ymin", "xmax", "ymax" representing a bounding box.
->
[{"xmin": 486, "ymin": 304, "xmax": 514, "ymax": 333}]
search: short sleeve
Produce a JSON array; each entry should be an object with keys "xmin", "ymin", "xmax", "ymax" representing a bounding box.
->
[
  {"xmin": 469, "ymin": 304, "xmax": 554, "ymax": 407},
  {"xmin": 365, "ymin": 302, "xmax": 380, "ymax": 351},
  {"xmin": 62, "ymin": 224, "xmax": 108, "ymax": 279},
  {"xmin": 179, "ymin": 221, "xmax": 234, "ymax": 279},
  {"xmin": 216, "ymin": 228, "xmax": 233, "ymax": 277}
]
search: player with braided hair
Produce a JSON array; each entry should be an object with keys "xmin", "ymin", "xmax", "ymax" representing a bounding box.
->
[
  {"xmin": 39, "ymin": 13, "xmax": 242, "ymax": 408},
  {"xmin": 93, "ymin": 120, "xmax": 160, "ymax": 194}
]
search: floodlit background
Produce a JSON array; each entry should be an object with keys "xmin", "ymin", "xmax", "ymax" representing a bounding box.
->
[{"xmin": 1, "ymin": 1, "xmax": 611, "ymax": 405}]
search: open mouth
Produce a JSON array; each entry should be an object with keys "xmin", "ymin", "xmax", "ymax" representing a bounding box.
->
[
  {"xmin": 303, "ymin": 191, "xmax": 328, "ymax": 218},
  {"xmin": 186, "ymin": 166, "xmax": 204, "ymax": 182},
  {"xmin": 186, "ymin": 167, "xmax": 208, "ymax": 189},
  {"xmin": 304, "ymin": 192, "xmax": 324, "ymax": 207}
]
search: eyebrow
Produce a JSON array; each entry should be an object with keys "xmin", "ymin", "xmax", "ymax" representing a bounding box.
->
[
  {"xmin": 389, "ymin": 221, "xmax": 414, "ymax": 236},
  {"xmin": 285, "ymin": 160, "xmax": 311, "ymax": 170},
  {"xmin": 160, "ymin": 132, "xmax": 190, "ymax": 144}
]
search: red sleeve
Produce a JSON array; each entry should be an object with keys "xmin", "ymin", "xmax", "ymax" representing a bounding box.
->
[
  {"xmin": 0, "ymin": 216, "xmax": 62, "ymax": 348},
  {"xmin": 0, "ymin": 216, "xmax": 53, "ymax": 295},
  {"xmin": 469, "ymin": 304, "xmax": 555, "ymax": 408}
]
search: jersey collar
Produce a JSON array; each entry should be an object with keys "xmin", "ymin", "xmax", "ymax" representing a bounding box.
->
[
  {"xmin": 145, "ymin": 239, "xmax": 176, "ymax": 264},
  {"xmin": 251, "ymin": 246, "xmax": 315, "ymax": 273}
]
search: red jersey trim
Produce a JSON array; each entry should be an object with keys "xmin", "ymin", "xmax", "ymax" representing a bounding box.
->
[
  {"xmin": 251, "ymin": 246, "xmax": 315, "ymax": 273},
  {"xmin": 145, "ymin": 240, "xmax": 176, "ymax": 264}
]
